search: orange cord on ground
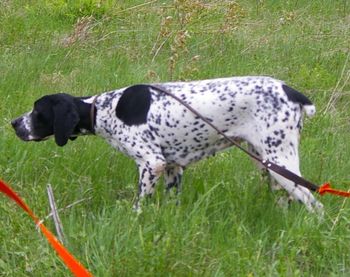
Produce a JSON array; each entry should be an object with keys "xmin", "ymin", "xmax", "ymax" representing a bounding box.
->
[
  {"xmin": 318, "ymin": 183, "xmax": 350, "ymax": 197},
  {"xmin": 0, "ymin": 179, "xmax": 93, "ymax": 277}
]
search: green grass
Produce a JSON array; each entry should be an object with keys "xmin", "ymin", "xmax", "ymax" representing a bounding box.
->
[{"xmin": 0, "ymin": 0, "xmax": 350, "ymax": 276}]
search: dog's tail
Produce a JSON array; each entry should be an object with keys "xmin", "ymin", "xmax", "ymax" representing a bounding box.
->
[
  {"xmin": 282, "ymin": 84, "xmax": 316, "ymax": 117},
  {"xmin": 302, "ymin": 104, "xmax": 316, "ymax": 117}
]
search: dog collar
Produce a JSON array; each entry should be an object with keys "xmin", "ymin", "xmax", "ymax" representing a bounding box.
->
[{"xmin": 90, "ymin": 96, "xmax": 97, "ymax": 134}]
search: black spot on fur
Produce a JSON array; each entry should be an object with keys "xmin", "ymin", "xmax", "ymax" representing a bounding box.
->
[
  {"xmin": 282, "ymin": 84, "xmax": 313, "ymax": 106},
  {"xmin": 116, "ymin": 84, "xmax": 151, "ymax": 126}
]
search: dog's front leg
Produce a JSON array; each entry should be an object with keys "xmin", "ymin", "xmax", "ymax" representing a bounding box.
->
[{"xmin": 133, "ymin": 159, "xmax": 166, "ymax": 212}]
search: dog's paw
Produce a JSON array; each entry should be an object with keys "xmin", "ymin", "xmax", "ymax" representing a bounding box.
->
[
  {"xmin": 276, "ymin": 195, "xmax": 292, "ymax": 209},
  {"xmin": 133, "ymin": 202, "xmax": 143, "ymax": 214},
  {"xmin": 309, "ymin": 200, "xmax": 324, "ymax": 217}
]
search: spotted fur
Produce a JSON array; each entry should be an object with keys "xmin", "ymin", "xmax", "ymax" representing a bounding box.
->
[{"xmin": 11, "ymin": 76, "xmax": 323, "ymax": 213}]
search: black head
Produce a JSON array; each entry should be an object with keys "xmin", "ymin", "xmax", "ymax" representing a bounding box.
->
[{"xmin": 11, "ymin": 93, "xmax": 94, "ymax": 146}]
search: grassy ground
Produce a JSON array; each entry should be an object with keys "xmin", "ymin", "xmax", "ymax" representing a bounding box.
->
[{"xmin": 0, "ymin": 0, "xmax": 349, "ymax": 276}]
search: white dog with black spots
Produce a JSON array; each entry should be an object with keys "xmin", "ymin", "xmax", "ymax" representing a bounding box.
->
[{"xmin": 12, "ymin": 76, "xmax": 323, "ymax": 213}]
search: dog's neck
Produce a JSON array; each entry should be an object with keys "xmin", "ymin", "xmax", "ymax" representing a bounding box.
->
[{"xmin": 74, "ymin": 97, "xmax": 97, "ymax": 135}]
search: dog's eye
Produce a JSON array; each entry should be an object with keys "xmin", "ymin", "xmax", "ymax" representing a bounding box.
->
[
  {"xmin": 37, "ymin": 113, "xmax": 46, "ymax": 122},
  {"xmin": 33, "ymin": 110, "xmax": 45, "ymax": 121}
]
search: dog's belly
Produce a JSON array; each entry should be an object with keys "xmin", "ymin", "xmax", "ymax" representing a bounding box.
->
[{"xmin": 160, "ymin": 137, "xmax": 235, "ymax": 166}]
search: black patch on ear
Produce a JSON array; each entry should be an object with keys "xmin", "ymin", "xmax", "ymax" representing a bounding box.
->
[
  {"xmin": 116, "ymin": 84, "xmax": 151, "ymax": 126},
  {"xmin": 282, "ymin": 84, "xmax": 313, "ymax": 105},
  {"xmin": 53, "ymin": 95, "xmax": 80, "ymax": 147}
]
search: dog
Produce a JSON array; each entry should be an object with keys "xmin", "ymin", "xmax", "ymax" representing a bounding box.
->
[{"xmin": 11, "ymin": 76, "xmax": 323, "ymax": 213}]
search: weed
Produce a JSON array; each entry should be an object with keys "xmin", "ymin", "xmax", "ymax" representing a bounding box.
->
[{"xmin": 60, "ymin": 16, "xmax": 96, "ymax": 47}]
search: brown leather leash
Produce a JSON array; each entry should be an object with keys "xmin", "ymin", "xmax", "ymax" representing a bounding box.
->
[{"xmin": 147, "ymin": 84, "xmax": 349, "ymax": 197}]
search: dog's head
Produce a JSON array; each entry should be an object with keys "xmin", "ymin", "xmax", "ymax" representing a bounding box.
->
[{"xmin": 11, "ymin": 93, "xmax": 93, "ymax": 147}]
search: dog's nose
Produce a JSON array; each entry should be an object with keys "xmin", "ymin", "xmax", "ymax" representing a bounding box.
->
[{"xmin": 11, "ymin": 118, "xmax": 20, "ymax": 129}]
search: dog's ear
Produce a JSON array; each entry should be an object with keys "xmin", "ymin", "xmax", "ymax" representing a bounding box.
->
[{"xmin": 53, "ymin": 97, "xmax": 79, "ymax": 147}]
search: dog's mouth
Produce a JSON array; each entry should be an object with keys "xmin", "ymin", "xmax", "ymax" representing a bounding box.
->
[
  {"xmin": 14, "ymin": 132, "xmax": 47, "ymax": 142},
  {"xmin": 12, "ymin": 128, "xmax": 31, "ymax": 141},
  {"xmin": 31, "ymin": 136, "xmax": 50, "ymax": 142},
  {"xmin": 12, "ymin": 126, "xmax": 51, "ymax": 142},
  {"xmin": 12, "ymin": 115, "xmax": 53, "ymax": 142}
]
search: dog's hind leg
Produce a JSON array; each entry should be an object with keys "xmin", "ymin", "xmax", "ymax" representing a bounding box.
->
[
  {"xmin": 164, "ymin": 166, "xmax": 184, "ymax": 194},
  {"xmin": 259, "ymin": 138, "xmax": 323, "ymax": 214},
  {"xmin": 164, "ymin": 166, "xmax": 184, "ymax": 205},
  {"xmin": 247, "ymin": 143, "xmax": 282, "ymax": 192}
]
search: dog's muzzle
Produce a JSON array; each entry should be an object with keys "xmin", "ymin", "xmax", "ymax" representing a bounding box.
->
[{"xmin": 11, "ymin": 116, "xmax": 32, "ymax": 141}]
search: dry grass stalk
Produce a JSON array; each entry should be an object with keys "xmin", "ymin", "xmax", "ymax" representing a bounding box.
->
[
  {"xmin": 323, "ymin": 52, "xmax": 350, "ymax": 114},
  {"xmin": 61, "ymin": 16, "xmax": 95, "ymax": 47},
  {"xmin": 47, "ymin": 184, "xmax": 66, "ymax": 244}
]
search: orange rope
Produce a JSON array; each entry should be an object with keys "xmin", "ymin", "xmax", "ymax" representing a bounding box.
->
[
  {"xmin": 0, "ymin": 179, "xmax": 93, "ymax": 277},
  {"xmin": 318, "ymin": 183, "xmax": 350, "ymax": 197}
]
